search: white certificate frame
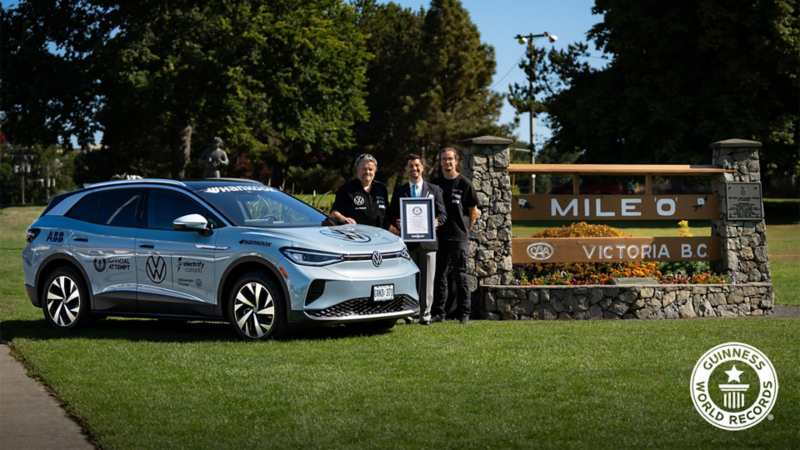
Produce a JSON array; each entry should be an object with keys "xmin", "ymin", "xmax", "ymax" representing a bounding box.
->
[{"xmin": 399, "ymin": 197, "xmax": 436, "ymax": 242}]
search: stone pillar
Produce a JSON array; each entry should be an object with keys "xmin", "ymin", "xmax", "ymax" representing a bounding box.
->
[
  {"xmin": 710, "ymin": 139, "xmax": 770, "ymax": 283},
  {"xmin": 461, "ymin": 136, "xmax": 515, "ymax": 304}
]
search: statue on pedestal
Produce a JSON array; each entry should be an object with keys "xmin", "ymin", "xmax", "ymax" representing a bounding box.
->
[{"xmin": 198, "ymin": 137, "xmax": 229, "ymax": 178}]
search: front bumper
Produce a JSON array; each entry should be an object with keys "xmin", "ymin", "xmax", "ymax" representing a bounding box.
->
[{"xmin": 304, "ymin": 294, "xmax": 419, "ymax": 323}]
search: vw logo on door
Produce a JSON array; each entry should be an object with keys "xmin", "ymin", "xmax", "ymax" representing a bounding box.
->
[
  {"xmin": 527, "ymin": 242, "xmax": 554, "ymax": 260},
  {"xmin": 372, "ymin": 251, "xmax": 383, "ymax": 267},
  {"xmin": 146, "ymin": 255, "xmax": 168, "ymax": 283}
]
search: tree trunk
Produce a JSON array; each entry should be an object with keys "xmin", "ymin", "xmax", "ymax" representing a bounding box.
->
[{"xmin": 171, "ymin": 124, "xmax": 193, "ymax": 180}]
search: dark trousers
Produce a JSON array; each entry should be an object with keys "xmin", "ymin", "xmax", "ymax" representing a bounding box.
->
[{"xmin": 432, "ymin": 240, "xmax": 470, "ymax": 318}]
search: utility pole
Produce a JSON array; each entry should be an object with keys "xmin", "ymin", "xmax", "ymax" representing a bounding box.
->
[{"xmin": 513, "ymin": 31, "xmax": 558, "ymax": 194}]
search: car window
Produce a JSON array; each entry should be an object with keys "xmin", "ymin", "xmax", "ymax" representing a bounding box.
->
[
  {"xmin": 96, "ymin": 189, "xmax": 141, "ymax": 228},
  {"xmin": 66, "ymin": 192, "xmax": 101, "ymax": 223},
  {"xmin": 195, "ymin": 185, "xmax": 326, "ymax": 228},
  {"xmin": 146, "ymin": 189, "xmax": 220, "ymax": 230}
]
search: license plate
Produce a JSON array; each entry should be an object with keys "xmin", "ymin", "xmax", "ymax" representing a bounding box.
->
[{"xmin": 372, "ymin": 284, "xmax": 394, "ymax": 302}]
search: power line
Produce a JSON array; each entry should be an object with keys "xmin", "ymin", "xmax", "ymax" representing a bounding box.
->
[{"xmin": 490, "ymin": 49, "xmax": 527, "ymax": 90}]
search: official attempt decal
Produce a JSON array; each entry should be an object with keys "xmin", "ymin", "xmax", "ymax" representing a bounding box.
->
[{"xmin": 690, "ymin": 342, "xmax": 778, "ymax": 431}]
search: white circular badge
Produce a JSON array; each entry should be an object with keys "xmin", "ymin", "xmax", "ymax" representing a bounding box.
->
[{"xmin": 690, "ymin": 342, "xmax": 778, "ymax": 431}]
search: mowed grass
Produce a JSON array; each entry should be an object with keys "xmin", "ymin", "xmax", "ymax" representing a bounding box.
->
[{"xmin": 1, "ymin": 204, "xmax": 799, "ymax": 449}]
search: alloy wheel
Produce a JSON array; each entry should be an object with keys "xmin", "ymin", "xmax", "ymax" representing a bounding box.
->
[
  {"xmin": 233, "ymin": 281, "xmax": 275, "ymax": 338},
  {"xmin": 46, "ymin": 276, "xmax": 81, "ymax": 327}
]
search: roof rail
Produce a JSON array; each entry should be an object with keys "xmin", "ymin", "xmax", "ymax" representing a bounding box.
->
[
  {"xmin": 205, "ymin": 177, "xmax": 263, "ymax": 185},
  {"xmin": 83, "ymin": 178, "xmax": 188, "ymax": 189}
]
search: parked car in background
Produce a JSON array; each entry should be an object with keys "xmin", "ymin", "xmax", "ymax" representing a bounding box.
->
[
  {"xmin": 22, "ymin": 179, "xmax": 419, "ymax": 340},
  {"xmin": 549, "ymin": 177, "xmax": 635, "ymax": 195}
]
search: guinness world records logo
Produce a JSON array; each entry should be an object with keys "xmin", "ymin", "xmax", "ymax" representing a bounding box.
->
[{"xmin": 690, "ymin": 342, "xmax": 778, "ymax": 430}]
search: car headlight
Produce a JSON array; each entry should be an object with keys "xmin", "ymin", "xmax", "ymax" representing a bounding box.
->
[
  {"xmin": 280, "ymin": 248, "xmax": 344, "ymax": 266},
  {"xmin": 401, "ymin": 247, "xmax": 410, "ymax": 260}
]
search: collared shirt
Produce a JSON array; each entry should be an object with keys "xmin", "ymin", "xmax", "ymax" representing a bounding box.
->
[
  {"xmin": 408, "ymin": 180, "xmax": 423, "ymax": 198},
  {"xmin": 331, "ymin": 179, "xmax": 389, "ymax": 228}
]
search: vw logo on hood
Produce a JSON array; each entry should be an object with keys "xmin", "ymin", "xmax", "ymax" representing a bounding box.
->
[
  {"xmin": 320, "ymin": 228, "xmax": 372, "ymax": 243},
  {"xmin": 372, "ymin": 251, "xmax": 383, "ymax": 267}
]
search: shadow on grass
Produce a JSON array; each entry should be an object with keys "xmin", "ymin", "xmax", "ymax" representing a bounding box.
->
[{"xmin": 0, "ymin": 316, "xmax": 395, "ymax": 344}]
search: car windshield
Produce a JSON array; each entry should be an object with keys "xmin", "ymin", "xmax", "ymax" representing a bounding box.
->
[{"xmin": 195, "ymin": 185, "xmax": 326, "ymax": 228}]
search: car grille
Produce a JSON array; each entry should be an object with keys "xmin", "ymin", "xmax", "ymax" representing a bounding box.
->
[{"xmin": 305, "ymin": 295, "xmax": 418, "ymax": 318}]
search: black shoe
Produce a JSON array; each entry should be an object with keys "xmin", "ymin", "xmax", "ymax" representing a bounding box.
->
[
  {"xmin": 403, "ymin": 316, "xmax": 414, "ymax": 325},
  {"xmin": 419, "ymin": 319, "xmax": 431, "ymax": 326},
  {"xmin": 430, "ymin": 315, "xmax": 445, "ymax": 323},
  {"xmin": 459, "ymin": 315, "xmax": 470, "ymax": 325}
]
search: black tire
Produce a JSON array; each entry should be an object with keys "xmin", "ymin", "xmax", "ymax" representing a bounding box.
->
[
  {"xmin": 42, "ymin": 266, "xmax": 94, "ymax": 330},
  {"xmin": 227, "ymin": 272, "xmax": 286, "ymax": 340}
]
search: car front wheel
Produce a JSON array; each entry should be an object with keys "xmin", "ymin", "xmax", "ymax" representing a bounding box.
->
[
  {"xmin": 227, "ymin": 272, "xmax": 286, "ymax": 340},
  {"xmin": 42, "ymin": 266, "xmax": 93, "ymax": 330}
]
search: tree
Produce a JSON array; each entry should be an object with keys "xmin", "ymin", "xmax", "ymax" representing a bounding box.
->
[
  {"xmin": 512, "ymin": 0, "xmax": 800, "ymax": 177},
  {"xmin": 2, "ymin": 1, "xmax": 370, "ymax": 182},
  {"xmin": 352, "ymin": 0, "xmax": 511, "ymax": 186}
]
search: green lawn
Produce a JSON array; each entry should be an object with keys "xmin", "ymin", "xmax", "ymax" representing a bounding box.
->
[{"xmin": 1, "ymin": 204, "xmax": 799, "ymax": 449}]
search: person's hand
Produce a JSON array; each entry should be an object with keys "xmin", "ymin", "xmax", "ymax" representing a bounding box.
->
[
  {"xmin": 395, "ymin": 219, "xmax": 401, "ymax": 229},
  {"xmin": 434, "ymin": 218, "xmax": 439, "ymax": 229},
  {"xmin": 342, "ymin": 217, "xmax": 356, "ymax": 225},
  {"xmin": 389, "ymin": 227, "xmax": 400, "ymax": 236}
]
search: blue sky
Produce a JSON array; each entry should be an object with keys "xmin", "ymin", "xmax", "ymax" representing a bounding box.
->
[
  {"xmin": 387, "ymin": 0, "xmax": 607, "ymax": 149},
  {"xmin": 2, "ymin": 0, "xmax": 607, "ymax": 149}
]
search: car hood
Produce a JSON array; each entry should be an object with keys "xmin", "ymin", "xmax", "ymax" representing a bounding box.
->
[{"xmin": 255, "ymin": 224, "xmax": 402, "ymax": 253}]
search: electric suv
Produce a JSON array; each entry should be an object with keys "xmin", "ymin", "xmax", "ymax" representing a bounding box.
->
[{"xmin": 22, "ymin": 179, "xmax": 419, "ymax": 340}]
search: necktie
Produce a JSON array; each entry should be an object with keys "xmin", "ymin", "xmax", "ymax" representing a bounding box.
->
[{"xmin": 412, "ymin": 184, "xmax": 418, "ymax": 198}]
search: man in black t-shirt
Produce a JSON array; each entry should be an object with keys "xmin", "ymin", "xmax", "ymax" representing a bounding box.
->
[
  {"xmin": 431, "ymin": 148, "xmax": 479, "ymax": 324},
  {"xmin": 330, "ymin": 154, "xmax": 389, "ymax": 228}
]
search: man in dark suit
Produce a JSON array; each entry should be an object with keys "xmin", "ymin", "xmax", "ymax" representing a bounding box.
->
[{"xmin": 387, "ymin": 154, "xmax": 447, "ymax": 325}]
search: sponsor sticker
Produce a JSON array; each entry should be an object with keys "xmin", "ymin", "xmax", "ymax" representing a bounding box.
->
[
  {"xmin": 177, "ymin": 257, "xmax": 204, "ymax": 273},
  {"xmin": 146, "ymin": 255, "xmax": 168, "ymax": 283},
  {"xmin": 239, "ymin": 239, "xmax": 272, "ymax": 247},
  {"xmin": 201, "ymin": 186, "xmax": 276, "ymax": 194},
  {"xmin": 45, "ymin": 230, "xmax": 64, "ymax": 244},
  {"xmin": 690, "ymin": 342, "xmax": 778, "ymax": 430}
]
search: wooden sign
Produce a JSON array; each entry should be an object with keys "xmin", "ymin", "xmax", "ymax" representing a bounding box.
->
[
  {"xmin": 512, "ymin": 237, "xmax": 721, "ymax": 263},
  {"xmin": 512, "ymin": 195, "xmax": 719, "ymax": 221},
  {"xmin": 725, "ymin": 182, "xmax": 763, "ymax": 220}
]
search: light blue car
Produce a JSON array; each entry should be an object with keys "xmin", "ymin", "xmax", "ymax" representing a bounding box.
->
[{"xmin": 22, "ymin": 179, "xmax": 419, "ymax": 340}]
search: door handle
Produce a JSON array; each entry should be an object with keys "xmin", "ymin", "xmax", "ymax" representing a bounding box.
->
[
  {"xmin": 139, "ymin": 244, "xmax": 154, "ymax": 249},
  {"xmin": 73, "ymin": 237, "xmax": 88, "ymax": 242}
]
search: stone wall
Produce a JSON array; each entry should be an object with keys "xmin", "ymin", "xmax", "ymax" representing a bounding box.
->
[
  {"xmin": 461, "ymin": 136, "xmax": 514, "ymax": 296},
  {"xmin": 461, "ymin": 136, "xmax": 775, "ymax": 321},
  {"xmin": 710, "ymin": 139, "xmax": 771, "ymax": 283},
  {"xmin": 481, "ymin": 283, "xmax": 774, "ymax": 321}
]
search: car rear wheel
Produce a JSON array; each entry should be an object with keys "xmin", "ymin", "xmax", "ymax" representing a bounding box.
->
[
  {"xmin": 42, "ymin": 266, "xmax": 93, "ymax": 330},
  {"xmin": 227, "ymin": 272, "xmax": 286, "ymax": 340}
]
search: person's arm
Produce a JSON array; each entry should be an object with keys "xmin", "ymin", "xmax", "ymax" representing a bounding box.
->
[
  {"xmin": 433, "ymin": 186, "xmax": 447, "ymax": 229},
  {"xmin": 219, "ymin": 151, "xmax": 229, "ymax": 167},
  {"xmin": 330, "ymin": 188, "xmax": 356, "ymax": 224},
  {"xmin": 330, "ymin": 210, "xmax": 355, "ymax": 225},
  {"xmin": 386, "ymin": 189, "xmax": 402, "ymax": 234},
  {"xmin": 468, "ymin": 206, "xmax": 479, "ymax": 231}
]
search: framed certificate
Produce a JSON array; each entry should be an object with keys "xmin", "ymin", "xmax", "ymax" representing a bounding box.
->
[{"xmin": 399, "ymin": 197, "xmax": 436, "ymax": 242}]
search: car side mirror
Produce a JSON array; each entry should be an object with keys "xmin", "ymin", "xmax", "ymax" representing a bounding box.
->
[{"xmin": 173, "ymin": 214, "xmax": 213, "ymax": 236}]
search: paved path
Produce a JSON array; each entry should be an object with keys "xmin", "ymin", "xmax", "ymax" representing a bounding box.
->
[
  {"xmin": 1, "ymin": 306, "xmax": 798, "ymax": 449},
  {"xmin": 0, "ymin": 341, "xmax": 94, "ymax": 450}
]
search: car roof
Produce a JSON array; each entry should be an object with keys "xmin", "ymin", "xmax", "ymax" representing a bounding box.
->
[{"xmin": 82, "ymin": 178, "xmax": 263, "ymax": 192}]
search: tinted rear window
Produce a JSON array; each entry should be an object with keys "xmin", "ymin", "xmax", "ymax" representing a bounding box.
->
[
  {"xmin": 66, "ymin": 192, "xmax": 101, "ymax": 223},
  {"xmin": 96, "ymin": 189, "xmax": 141, "ymax": 227}
]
